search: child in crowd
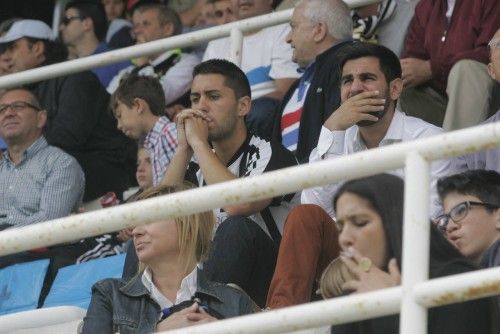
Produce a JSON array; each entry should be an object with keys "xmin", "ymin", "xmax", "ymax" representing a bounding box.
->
[
  {"xmin": 437, "ymin": 170, "xmax": 500, "ymax": 268},
  {"xmin": 111, "ymin": 75, "xmax": 177, "ymax": 186}
]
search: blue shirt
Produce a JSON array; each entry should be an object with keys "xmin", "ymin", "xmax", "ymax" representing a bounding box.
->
[
  {"xmin": 0, "ymin": 136, "xmax": 85, "ymax": 228},
  {"xmin": 91, "ymin": 43, "xmax": 131, "ymax": 88}
]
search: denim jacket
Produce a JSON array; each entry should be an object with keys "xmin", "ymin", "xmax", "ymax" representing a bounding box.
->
[{"xmin": 81, "ymin": 269, "xmax": 258, "ymax": 333}]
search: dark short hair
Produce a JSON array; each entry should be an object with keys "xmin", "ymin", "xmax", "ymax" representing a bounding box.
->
[
  {"xmin": 1, "ymin": 87, "xmax": 42, "ymax": 110},
  {"xmin": 193, "ymin": 59, "xmax": 251, "ymax": 99},
  {"xmin": 437, "ymin": 170, "xmax": 500, "ymax": 210},
  {"xmin": 23, "ymin": 37, "xmax": 68, "ymax": 65},
  {"xmin": 111, "ymin": 75, "xmax": 166, "ymax": 116},
  {"xmin": 132, "ymin": 3, "xmax": 182, "ymax": 36},
  {"xmin": 338, "ymin": 42, "xmax": 402, "ymax": 84},
  {"xmin": 65, "ymin": 1, "xmax": 108, "ymax": 41}
]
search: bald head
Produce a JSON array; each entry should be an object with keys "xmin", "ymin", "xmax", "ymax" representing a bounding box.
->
[{"xmin": 487, "ymin": 28, "xmax": 500, "ymax": 82}]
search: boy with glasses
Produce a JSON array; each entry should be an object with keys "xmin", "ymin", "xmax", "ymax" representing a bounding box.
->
[{"xmin": 437, "ymin": 170, "xmax": 500, "ymax": 267}]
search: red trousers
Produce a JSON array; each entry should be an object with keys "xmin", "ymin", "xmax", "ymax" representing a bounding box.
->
[{"xmin": 266, "ymin": 204, "xmax": 340, "ymax": 308}]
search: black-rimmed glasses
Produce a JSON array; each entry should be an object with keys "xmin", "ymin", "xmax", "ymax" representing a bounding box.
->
[
  {"xmin": 0, "ymin": 101, "xmax": 41, "ymax": 115},
  {"xmin": 436, "ymin": 201, "xmax": 500, "ymax": 232}
]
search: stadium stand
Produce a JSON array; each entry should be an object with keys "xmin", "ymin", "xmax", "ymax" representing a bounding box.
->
[{"xmin": 0, "ymin": 0, "xmax": 499, "ymax": 332}]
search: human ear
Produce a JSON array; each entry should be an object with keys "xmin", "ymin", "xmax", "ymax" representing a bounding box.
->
[
  {"xmin": 487, "ymin": 62, "xmax": 496, "ymax": 81},
  {"xmin": 37, "ymin": 110, "xmax": 48, "ymax": 129},
  {"xmin": 312, "ymin": 22, "xmax": 327, "ymax": 43},
  {"xmin": 82, "ymin": 17, "xmax": 93, "ymax": 32},
  {"xmin": 389, "ymin": 78, "xmax": 403, "ymax": 100},
  {"xmin": 237, "ymin": 96, "xmax": 251, "ymax": 117},
  {"xmin": 162, "ymin": 21, "xmax": 175, "ymax": 37},
  {"xmin": 494, "ymin": 208, "xmax": 500, "ymax": 230},
  {"xmin": 133, "ymin": 97, "xmax": 146, "ymax": 114},
  {"xmin": 32, "ymin": 41, "xmax": 45, "ymax": 59}
]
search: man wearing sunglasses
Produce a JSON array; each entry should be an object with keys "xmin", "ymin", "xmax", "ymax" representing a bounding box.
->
[
  {"xmin": 437, "ymin": 170, "xmax": 500, "ymax": 267},
  {"xmin": 60, "ymin": 1, "xmax": 130, "ymax": 88}
]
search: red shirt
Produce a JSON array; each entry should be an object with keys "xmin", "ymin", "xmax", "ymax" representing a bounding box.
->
[{"xmin": 403, "ymin": 0, "xmax": 499, "ymax": 93}]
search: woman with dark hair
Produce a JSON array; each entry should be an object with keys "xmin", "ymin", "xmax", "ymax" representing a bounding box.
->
[
  {"xmin": 82, "ymin": 183, "xmax": 258, "ymax": 333},
  {"xmin": 330, "ymin": 173, "xmax": 497, "ymax": 334}
]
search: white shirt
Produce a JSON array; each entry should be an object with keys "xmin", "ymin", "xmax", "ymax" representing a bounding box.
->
[
  {"xmin": 301, "ymin": 110, "xmax": 456, "ymax": 218},
  {"xmin": 141, "ymin": 266, "xmax": 198, "ymax": 309},
  {"xmin": 203, "ymin": 23, "xmax": 300, "ymax": 99},
  {"xmin": 446, "ymin": 0, "xmax": 456, "ymax": 23}
]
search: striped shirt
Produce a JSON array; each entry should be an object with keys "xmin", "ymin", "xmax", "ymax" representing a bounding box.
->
[
  {"xmin": 280, "ymin": 63, "xmax": 314, "ymax": 152},
  {"xmin": 0, "ymin": 136, "xmax": 85, "ymax": 228},
  {"xmin": 144, "ymin": 116, "xmax": 178, "ymax": 186}
]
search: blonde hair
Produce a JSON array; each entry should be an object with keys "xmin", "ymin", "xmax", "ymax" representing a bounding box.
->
[
  {"xmin": 136, "ymin": 182, "xmax": 215, "ymax": 273},
  {"xmin": 319, "ymin": 257, "xmax": 355, "ymax": 299}
]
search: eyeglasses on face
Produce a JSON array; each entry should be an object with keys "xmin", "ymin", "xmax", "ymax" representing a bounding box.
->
[
  {"xmin": 436, "ymin": 200, "xmax": 499, "ymax": 232},
  {"xmin": 61, "ymin": 16, "xmax": 82, "ymax": 26},
  {"xmin": 0, "ymin": 101, "xmax": 41, "ymax": 115}
]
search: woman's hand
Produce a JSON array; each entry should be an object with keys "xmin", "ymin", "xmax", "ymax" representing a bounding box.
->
[
  {"xmin": 340, "ymin": 247, "xmax": 401, "ymax": 294},
  {"xmin": 156, "ymin": 303, "xmax": 217, "ymax": 332}
]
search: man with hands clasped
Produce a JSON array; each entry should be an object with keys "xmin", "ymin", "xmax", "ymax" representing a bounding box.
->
[{"xmin": 162, "ymin": 59, "xmax": 299, "ymax": 307}]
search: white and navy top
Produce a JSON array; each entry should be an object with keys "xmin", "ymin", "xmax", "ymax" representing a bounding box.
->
[{"xmin": 187, "ymin": 134, "xmax": 299, "ymax": 242}]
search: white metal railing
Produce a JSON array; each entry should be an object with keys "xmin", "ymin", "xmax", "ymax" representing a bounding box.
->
[
  {"xmin": 1, "ymin": 0, "xmax": 498, "ymax": 333},
  {"xmin": 1, "ymin": 123, "xmax": 500, "ymax": 333},
  {"xmin": 0, "ymin": 0, "xmax": 380, "ymax": 90}
]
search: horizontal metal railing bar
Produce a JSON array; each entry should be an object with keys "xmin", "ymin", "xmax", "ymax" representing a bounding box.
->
[
  {"xmin": 166, "ymin": 287, "xmax": 404, "ymax": 334},
  {"xmin": 1, "ymin": 122, "xmax": 500, "ymax": 256},
  {"xmin": 162, "ymin": 267, "xmax": 500, "ymax": 334},
  {"xmin": 414, "ymin": 266, "xmax": 500, "ymax": 308},
  {"xmin": 0, "ymin": 0, "xmax": 381, "ymax": 90}
]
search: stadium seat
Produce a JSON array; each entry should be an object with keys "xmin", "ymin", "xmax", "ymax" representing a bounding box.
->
[
  {"xmin": 0, "ymin": 259, "xmax": 50, "ymax": 315},
  {"xmin": 0, "ymin": 305, "xmax": 86, "ymax": 334},
  {"xmin": 43, "ymin": 253, "xmax": 126, "ymax": 309}
]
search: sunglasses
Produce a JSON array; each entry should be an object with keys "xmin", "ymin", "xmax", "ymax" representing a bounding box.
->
[{"xmin": 61, "ymin": 16, "xmax": 82, "ymax": 26}]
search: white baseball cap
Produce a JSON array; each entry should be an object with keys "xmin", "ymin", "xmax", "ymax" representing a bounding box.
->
[{"xmin": 0, "ymin": 19, "xmax": 55, "ymax": 44}]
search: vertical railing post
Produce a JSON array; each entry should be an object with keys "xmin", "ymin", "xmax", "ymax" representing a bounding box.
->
[
  {"xmin": 52, "ymin": 0, "xmax": 68, "ymax": 34},
  {"xmin": 400, "ymin": 152, "xmax": 431, "ymax": 334},
  {"xmin": 230, "ymin": 28, "xmax": 243, "ymax": 66}
]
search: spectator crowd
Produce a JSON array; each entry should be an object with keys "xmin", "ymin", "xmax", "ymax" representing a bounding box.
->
[{"xmin": 0, "ymin": 0, "xmax": 499, "ymax": 332}]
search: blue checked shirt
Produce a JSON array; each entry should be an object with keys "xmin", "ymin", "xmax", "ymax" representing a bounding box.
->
[
  {"xmin": 0, "ymin": 136, "xmax": 85, "ymax": 228},
  {"xmin": 144, "ymin": 116, "xmax": 178, "ymax": 186}
]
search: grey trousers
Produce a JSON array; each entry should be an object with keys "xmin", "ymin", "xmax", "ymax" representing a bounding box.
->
[{"xmin": 399, "ymin": 60, "xmax": 494, "ymax": 131}]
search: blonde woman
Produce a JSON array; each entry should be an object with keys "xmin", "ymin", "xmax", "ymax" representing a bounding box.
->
[{"xmin": 82, "ymin": 183, "xmax": 257, "ymax": 333}]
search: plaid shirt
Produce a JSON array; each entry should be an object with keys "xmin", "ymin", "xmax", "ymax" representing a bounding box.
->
[
  {"xmin": 0, "ymin": 136, "xmax": 85, "ymax": 228},
  {"xmin": 144, "ymin": 116, "xmax": 178, "ymax": 186}
]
